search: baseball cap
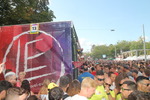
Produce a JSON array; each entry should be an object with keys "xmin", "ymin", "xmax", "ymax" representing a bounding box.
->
[{"xmin": 48, "ymin": 83, "xmax": 58, "ymax": 90}]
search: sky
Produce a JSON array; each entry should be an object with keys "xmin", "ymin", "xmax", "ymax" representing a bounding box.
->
[{"xmin": 50, "ymin": 0, "xmax": 150, "ymax": 52}]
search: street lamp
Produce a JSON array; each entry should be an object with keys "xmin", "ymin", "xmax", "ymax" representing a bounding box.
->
[
  {"xmin": 115, "ymin": 46, "xmax": 117, "ymax": 58},
  {"xmin": 143, "ymin": 24, "xmax": 147, "ymax": 62},
  {"xmin": 110, "ymin": 29, "xmax": 117, "ymax": 58}
]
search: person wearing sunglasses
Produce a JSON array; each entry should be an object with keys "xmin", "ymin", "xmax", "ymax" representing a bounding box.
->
[
  {"xmin": 120, "ymin": 81, "xmax": 137, "ymax": 100},
  {"xmin": 104, "ymin": 78, "xmax": 115, "ymax": 100},
  {"xmin": 136, "ymin": 76, "xmax": 150, "ymax": 92},
  {"xmin": 89, "ymin": 70, "xmax": 107, "ymax": 100}
]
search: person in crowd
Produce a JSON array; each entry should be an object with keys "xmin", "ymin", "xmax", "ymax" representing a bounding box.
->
[
  {"xmin": 143, "ymin": 68, "xmax": 150, "ymax": 79},
  {"xmin": 109, "ymin": 66, "xmax": 118, "ymax": 76},
  {"xmin": 67, "ymin": 79, "xmax": 81, "ymax": 97},
  {"xmin": 90, "ymin": 67, "xmax": 96, "ymax": 76},
  {"xmin": 117, "ymin": 66, "xmax": 123, "ymax": 74},
  {"xmin": 89, "ymin": 70, "xmax": 106, "ymax": 100},
  {"xmin": 136, "ymin": 76, "xmax": 150, "ymax": 92},
  {"xmin": 59, "ymin": 75, "xmax": 70, "ymax": 100},
  {"xmin": 103, "ymin": 65, "xmax": 110, "ymax": 78},
  {"xmin": 21, "ymin": 80, "xmax": 34, "ymax": 95},
  {"xmin": 4, "ymin": 71, "xmax": 17, "ymax": 86},
  {"xmin": 0, "ymin": 80, "xmax": 12, "ymax": 100},
  {"xmin": 5, "ymin": 69, "xmax": 13, "ymax": 74},
  {"xmin": 128, "ymin": 90, "xmax": 150, "ymax": 100},
  {"xmin": 48, "ymin": 82, "xmax": 58, "ymax": 90},
  {"xmin": 131, "ymin": 70, "xmax": 139, "ymax": 81},
  {"xmin": 27, "ymin": 95, "xmax": 39, "ymax": 100},
  {"xmin": 48, "ymin": 87, "xmax": 63, "ymax": 100},
  {"xmin": 38, "ymin": 79, "xmax": 50, "ymax": 100},
  {"xmin": 66, "ymin": 74, "xmax": 73, "ymax": 84},
  {"xmin": 5, "ymin": 87, "xmax": 29, "ymax": 100},
  {"xmin": 95, "ymin": 63, "xmax": 103, "ymax": 71},
  {"xmin": 132, "ymin": 66, "xmax": 143, "ymax": 76},
  {"xmin": 103, "ymin": 64, "xmax": 110, "ymax": 74},
  {"xmin": 16, "ymin": 72, "xmax": 26, "ymax": 87},
  {"xmin": 104, "ymin": 77, "xmax": 115, "ymax": 100},
  {"xmin": 123, "ymin": 65, "xmax": 132, "ymax": 77},
  {"xmin": 43, "ymin": 82, "xmax": 58, "ymax": 100},
  {"xmin": 78, "ymin": 65, "xmax": 94, "ymax": 83},
  {"xmin": 114, "ymin": 73, "xmax": 128, "ymax": 100},
  {"xmin": 71, "ymin": 77, "xmax": 97, "ymax": 100},
  {"xmin": 120, "ymin": 81, "xmax": 137, "ymax": 99},
  {"xmin": 108, "ymin": 72, "xmax": 116, "ymax": 90}
]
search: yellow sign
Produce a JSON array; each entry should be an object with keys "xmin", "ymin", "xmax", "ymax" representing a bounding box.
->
[{"xmin": 30, "ymin": 23, "xmax": 39, "ymax": 34}]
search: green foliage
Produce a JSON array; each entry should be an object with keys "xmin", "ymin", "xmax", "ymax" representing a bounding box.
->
[
  {"xmin": 86, "ymin": 38, "xmax": 150, "ymax": 59},
  {"xmin": 91, "ymin": 45, "xmax": 110, "ymax": 59},
  {"xmin": 0, "ymin": 0, "xmax": 55, "ymax": 26}
]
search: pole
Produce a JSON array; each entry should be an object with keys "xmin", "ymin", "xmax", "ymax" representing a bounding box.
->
[
  {"xmin": 115, "ymin": 46, "xmax": 117, "ymax": 58},
  {"xmin": 143, "ymin": 24, "xmax": 147, "ymax": 62}
]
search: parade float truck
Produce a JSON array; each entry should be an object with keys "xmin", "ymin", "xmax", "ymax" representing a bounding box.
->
[{"xmin": 0, "ymin": 21, "xmax": 80, "ymax": 93}]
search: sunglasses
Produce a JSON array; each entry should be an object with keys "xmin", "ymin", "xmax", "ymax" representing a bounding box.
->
[
  {"xmin": 121, "ymin": 88, "xmax": 131, "ymax": 91},
  {"xmin": 105, "ymin": 83, "xmax": 111, "ymax": 87},
  {"xmin": 97, "ymin": 78, "xmax": 105, "ymax": 81},
  {"xmin": 119, "ymin": 83, "xmax": 123, "ymax": 86}
]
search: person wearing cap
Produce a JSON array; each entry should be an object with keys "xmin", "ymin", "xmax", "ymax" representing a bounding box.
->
[
  {"xmin": 40, "ymin": 82, "xmax": 58, "ymax": 100},
  {"xmin": 48, "ymin": 87, "xmax": 64, "ymax": 100},
  {"xmin": 48, "ymin": 82, "xmax": 58, "ymax": 90},
  {"xmin": 5, "ymin": 72, "xmax": 17, "ymax": 86}
]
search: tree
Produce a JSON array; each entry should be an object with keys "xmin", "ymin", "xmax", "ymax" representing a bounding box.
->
[
  {"xmin": 0, "ymin": 0, "xmax": 55, "ymax": 26},
  {"xmin": 83, "ymin": 36, "xmax": 150, "ymax": 59},
  {"xmin": 91, "ymin": 45, "xmax": 110, "ymax": 59},
  {"xmin": 116, "ymin": 40, "xmax": 130, "ymax": 53}
]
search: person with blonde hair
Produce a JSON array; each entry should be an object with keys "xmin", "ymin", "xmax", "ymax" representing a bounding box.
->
[
  {"xmin": 16, "ymin": 72, "xmax": 26, "ymax": 87},
  {"xmin": 38, "ymin": 79, "xmax": 50, "ymax": 100},
  {"xmin": 71, "ymin": 77, "xmax": 97, "ymax": 100}
]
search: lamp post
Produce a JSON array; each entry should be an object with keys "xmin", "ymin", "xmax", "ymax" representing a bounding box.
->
[
  {"xmin": 143, "ymin": 24, "xmax": 147, "ymax": 62},
  {"xmin": 110, "ymin": 29, "xmax": 117, "ymax": 58},
  {"xmin": 115, "ymin": 46, "xmax": 117, "ymax": 58}
]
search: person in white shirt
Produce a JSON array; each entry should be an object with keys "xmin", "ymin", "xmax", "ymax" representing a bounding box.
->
[{"xmin": 71, "ymin": 77, "xmax": 97, "ymax": 100}]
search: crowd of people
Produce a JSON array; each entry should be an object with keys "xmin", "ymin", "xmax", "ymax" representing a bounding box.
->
[{"xmin": 0, "ymin": 59, "xmax": 150, "ymax": 100}]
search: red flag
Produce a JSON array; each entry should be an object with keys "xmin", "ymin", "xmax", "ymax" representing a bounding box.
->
[{"xmin": 72, "ymin": 61, "xmax": 83, "ymax": 68}]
